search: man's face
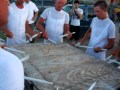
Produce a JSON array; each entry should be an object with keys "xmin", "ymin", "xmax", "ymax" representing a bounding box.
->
[
  {"xmin": 17, "ymin": 0, "xmax": 25, "ymax": 4},
  {"xmin": 24, "ymin": 0, "xmax": 29, "ymax": 3},
  {"xmin": 55, "ymin": 0, "xmax": 66, "ymax": 11},
  {"xmin": 0, "ymin": 0, "xmax": 9, "ymax": 26},
  {"xmin": 74, "ymin": 3, "xmax": 79, "ymax": 9},
  {"xmin": 94, "ymin": 6, "xmax": 106, "ymax": 19}
]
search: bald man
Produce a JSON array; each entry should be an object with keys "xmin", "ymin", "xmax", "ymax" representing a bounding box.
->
[
  {"xmin": 37, "ymin": 0, "xmax": 72, "ymax": 44},
  {"xmin": 0, "ymin": 0, "xmax": 24, "ymax": 90}
]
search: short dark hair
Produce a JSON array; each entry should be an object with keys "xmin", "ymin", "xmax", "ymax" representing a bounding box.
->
[
  {"xmin": 74, "ymin": 0, "xmax": 79, "ymax": 4},
  {"xmin": 94, "ymin": 0, "xmax": 108, "ymax": 10}
]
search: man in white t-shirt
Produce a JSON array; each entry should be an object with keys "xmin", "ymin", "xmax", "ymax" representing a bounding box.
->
[
  {"xmin": 37, "ymin": 0, "xmax": 72, "ymax": 44},
  {"xmin": 69, "ymin": 0, "xmax": 83, "ymax": 44},
  {"xmin": 24, "ymin": 0, "xmax": 39, "ymax": 43},
  {"xmin": 80, "ymin": 1, "xmax": 116, "ymax": 61},
  {"xmin": 24, "ymin": 0, "xmax": 39, "ymax": 24},
  {"xmin": 0, "ymin": 0, "xmax": 24, "ymax": 90},
  {"xmin": 6, "ymin": 0, "xmax": 35, "ymax": 45}
]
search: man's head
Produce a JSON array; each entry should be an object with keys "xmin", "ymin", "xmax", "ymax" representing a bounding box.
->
[
  {"xmin": 16, "ymin": 0, "xmax": 24, "ymax": 4},
  {"xmin": 55, "ymin": 0, "xmax": 67, "ymax": 11},
  {"xmin": 24, "ymin": 0, "xmax": 30, "ymax": 3},
  {"xmin": 0, "ymin": 0, "xmax": 9, "ymax": 27},
  {"xmin": 73, "ymin": 0, "xmax": 79, "ymax": 9},
  {"xmin": 94, "ymin": 0, "xmax": 108, "ymax": 19}
]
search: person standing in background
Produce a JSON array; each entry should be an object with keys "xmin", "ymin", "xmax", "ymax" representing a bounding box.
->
[
  {"xmin": 69, "ymin": 0, "xmax": 83, "ymax": 45},
  {"xmin": 24, "ymin": 0, "xmax": 39, "ymax": 42},
  {"xmin": 24, "ymin": 0, "xmax": 39, "ymax": 26}
]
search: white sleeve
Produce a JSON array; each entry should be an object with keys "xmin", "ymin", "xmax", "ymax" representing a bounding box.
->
[
  {"xmin": 26, "ymin": 10, "xmax": 30, "ymax": 22},
  {"xmin": 79, "ymin": 9, "xmax": 83, "ymax": 15},
  {"xmin": 33, "ymin": 3, "xmax": 39, "ymax": 12},
  {"xmin": 65, "ymin": 13, "xmax": 69, "ymax": 24},
  {"xmin": 40, "ymin": 8, "xmax": 49, "ymax": 19},
  {"xmin": 90, "ymin": 18, "xmax": 95, "ymax": 29},
  {"xmin": 8, "ymin": 5, "xmax": 12, "ymax": 14},
  {"xmin": 108, "ymin": 22, "xmax": 116, "ymax": 38}
]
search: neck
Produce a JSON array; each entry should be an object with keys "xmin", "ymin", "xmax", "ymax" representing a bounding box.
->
[
  {"xmin": 26, "ymin": 1, "xmax": 30, "ymax": 4},
  {"xmin": 15, "ymin": 2, "xmax": 24, "ymax": 9},
  {"xmin": 99, "ymin": 12, "xmax": 108, "ymax": 20},
  {"xmin": 55, "ymin": 7, "xmax": 61, "ymax": 11}
]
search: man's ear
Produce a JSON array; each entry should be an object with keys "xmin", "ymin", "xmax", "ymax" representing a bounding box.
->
[{"xmin": 103, "ymin": 8, "xmax": 108, "ymax": 12}]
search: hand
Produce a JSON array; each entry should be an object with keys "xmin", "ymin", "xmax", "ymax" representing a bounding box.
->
[
  {"xmin": 0, "ymin": 44, "xmax": 6, "ymax": 48},
  {"xmin": 94, "ymin": 47, "xmax": 101, "ymax": 53},
  {"xmin": 26, "ymin": 33, "xmax": 31, "ymax": 39},
  {"xmin": 67, "ymin": 32, "xmax": 72, "ymax": 39},
  {"xmin": 69, "ymin": 10, "xmax": 74, "ymax": 16},
  {"xmin": 80, "ymin": 39, "xmax": 84, "ymax": 45},
  {"xmin": 32, "ymin": 17, "xmax": 36, "ymax": 22},
  {"xmin": 4, "ymin": 30, "xmax": 13, "ymax": 38},
  {"xmin": 42, "ymin": 31, "xmax": 48, "ymax": 39},
  {"xmin": 111, "ymin": 50, "xmax": 117, "ymax": 56},
  {"xmin": 32, "ymin": 18, "xmax": 35, "ymax": 21},
  {"xmin": 35, "ymin": 32, "xmax": 41, "ymax": 38}
]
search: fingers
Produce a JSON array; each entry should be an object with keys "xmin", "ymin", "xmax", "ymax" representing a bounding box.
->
[
  {"xmin": 6, "ymin": 31, "xmax": 13, "ymax": 38},
  {"xmin": 42, "ymin": 31, "xmax": 48, "ymax": 39},
  {"xmin": 94, "ymin": 47, "xmax": 101, "ymax": 53},
  {"xmin": 67, "ymin": 32, "xmax": 72, "ymax": 39},
  {"xmin": 0, "ymin": 44, "xmax": 6, "ymax": 48}
]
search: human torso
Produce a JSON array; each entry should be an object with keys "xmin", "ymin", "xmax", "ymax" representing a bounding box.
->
[
  {"xmin": 70, "ymin": 8, "xmax": 83, "ymax": 26},
  {"xmin": 0, "ymin": 48, "xmax": 24, "ymax": 90},
  {"xmin": 45, "ymin": 7, "xmax": 68, "ymax": 43},
  {"xmin": 7, "ymin": 3, "xmax": 29, "ymax": 45},
  {"xmin": 86, "ymin": 17, "xmax": 115, "ymax": 61},
  {"xmin": 89, "ymin": 17, "xmax": 112, "ymax": 48}
]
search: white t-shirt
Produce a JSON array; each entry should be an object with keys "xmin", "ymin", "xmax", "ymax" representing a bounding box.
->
[
  {"xmin": 24, "ymin": 1, "xmax": 39, "ymax": 24},
  {"xmin": 70, "ymin": 8, "xmax": 83, "ymax": 26},
  {"xmin": 7, "ymin": 3, "xmax": 29, "ymax": 45},
  {"xmin": 86, "ymin": 17, "xmax": 116, "ymax": 61},
  {"xmin": 0, "ymin": 48, "xmax": 24, "ymax": 90},
  {"xmin": 41, "ymin": 7, "xmax": 69, "ymax": 43}
]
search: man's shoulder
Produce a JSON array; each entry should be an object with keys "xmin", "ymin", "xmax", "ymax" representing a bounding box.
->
[
  {"xmin": 30, "ymin": 1, "xmax": 36, "ymax": 6},
  {"xmin": 10, "ymin": 2, "xmax": 15, "ymax": 7},
  {"xmin": 92, "ymin": 17, "xmax": 97, "ymax": 21},
  {"xmin": 78, "ymin": 8, "xmax": 83, "ymax": 11},
  {"xmin": 43, "ymin": 7, "xmax": 54, "ymax": 13},
  {"xmin": 102, "ymin": 18, "xmax": 115, "ymax": 26},
  {"xmin": 61, "ymin": 10, "xmax": 69, "ymax": 15}
]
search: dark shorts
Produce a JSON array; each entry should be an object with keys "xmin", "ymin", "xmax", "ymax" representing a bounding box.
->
[{"xmin": 70, "ymin": 25, "xmax": 80, "ymax": 40}]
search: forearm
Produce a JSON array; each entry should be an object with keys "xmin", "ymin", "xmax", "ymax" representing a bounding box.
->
[
  {"xmin": 79, "ymin": 14, "xmax": 83, "ymax": 19},
  {"xmin": 26, "ymin": 28, "xmax": 34, "ymax": 36},
  {"xmin": 81, "ymin": 28, "xmax": 91, "ymax": 42},
  {"xmin": 1, "ymin": 25, "xmax": 9, "ymax": 35},
  {"xmin": 32, "ymin": 11, "xmax": 39, "ymax": 20},
  {"xmin": 103, "ymin": 39, "xmax": 115, "ymax": 50},
  {"xmin": 69, "ymin": 11, "xmax": 73, "ymax": 16},
  {"xmin": 64, "ymin": 24, "xmax": 69, "ymax": 34},
  {"xmin": 104, "ymin": 44, "xmax": 114, "ymax": 50},
  {"xmin": 36, "ymin": 23, "xmax": 45, "ymax": 33},
  {"xmin": 36, "ymin": 18, "xmax": 46, "ymax": 33},
  {"xmin": 0, "ymin": 24, "xmax": 13, "ymax": 38},
  {"xmin": 26, "ymin": 22, "xmax": 34, "ymax": 36}
]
